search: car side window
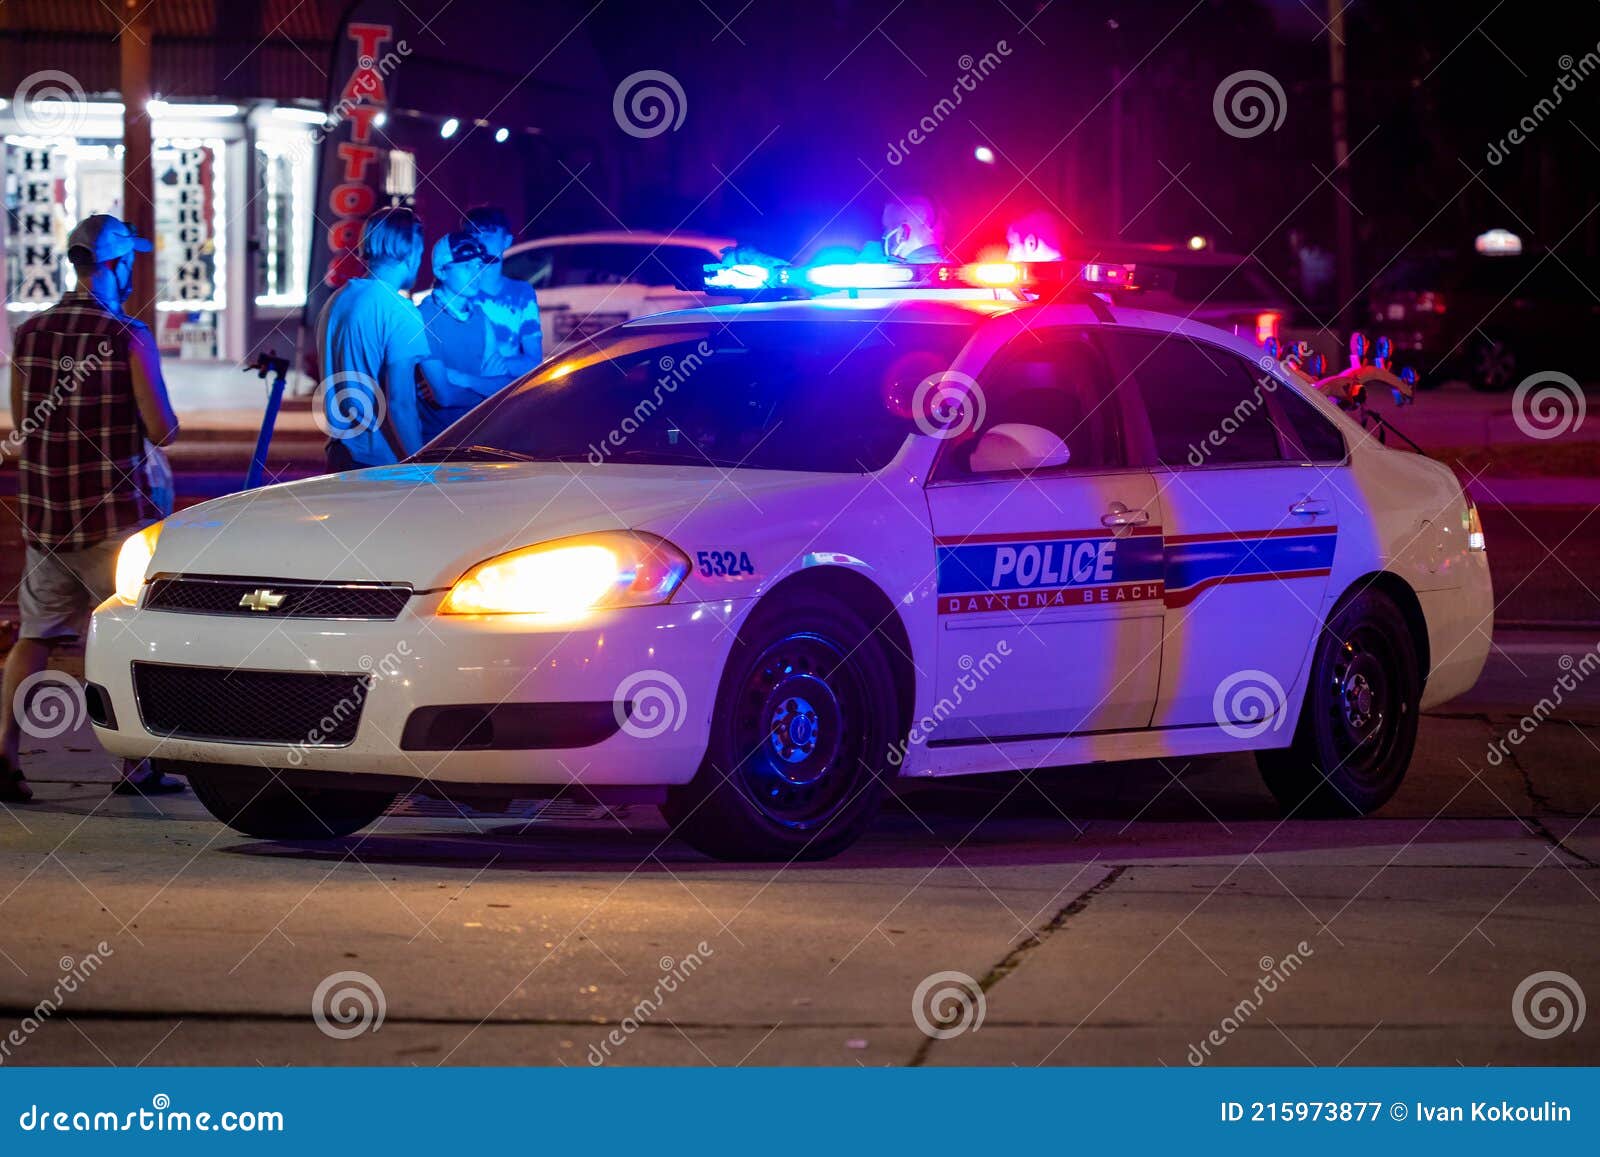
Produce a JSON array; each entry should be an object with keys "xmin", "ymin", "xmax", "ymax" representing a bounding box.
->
[
  {"xmin": 1116, "ymin": 332, "xmax": 1284, "ymax": 467},
  {"xmin": 502, "ymin": 248, "xmax": 555, "ymax": 288},
  {"xmin": 945, "ymin": 332, "xmax": 1121, "ymax": 477},
  {"xmin": 1271, "ymin": 383, "xmax": 1347, "ymax": 463}
]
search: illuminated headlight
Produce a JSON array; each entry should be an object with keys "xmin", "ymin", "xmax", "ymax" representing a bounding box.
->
[
  {"xmin": 114, "ymin": 522, "xmax": 164, "ymax": 604},
  {"xmin": 441, "ymin": 532, "xmax": 690, "ymax": 617}
]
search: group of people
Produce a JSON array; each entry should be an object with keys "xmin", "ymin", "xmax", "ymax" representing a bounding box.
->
[{"xmin": 317, "ymin": 205, "xmax": 542, "ymax": 472}]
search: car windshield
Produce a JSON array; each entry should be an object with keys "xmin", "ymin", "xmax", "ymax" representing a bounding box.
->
[{"xmin": 415, "ymin": 319, "xmax": 972, "ymax": 473}]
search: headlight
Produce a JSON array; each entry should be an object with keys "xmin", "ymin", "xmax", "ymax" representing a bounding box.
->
[
  {"xmin": 114, "ymin": 522, "xmax": 164, "ymax": 603},
  {"xmin": 441, "ymin": 532, "xmax": 690, "ymax": 617}
]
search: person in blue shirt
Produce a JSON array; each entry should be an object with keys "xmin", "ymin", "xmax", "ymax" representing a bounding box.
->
[
  {"xmin": 316, "ymin": 208, "xmax": 454, "ymax": 471},
  {"xmin": 415, "ymin": 230, "xmax": 526, "ymax": 441},
  {"xmin": 464, "ymin": 206, "xmax": 544, "ymax": 369}
]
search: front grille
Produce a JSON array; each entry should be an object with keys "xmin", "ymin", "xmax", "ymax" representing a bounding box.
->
[
  {"xmin": 145, "ymin": 575, "xmax": 411, "ymax": 620},
  {"xmin": 133, "ymin": 663, "xmax": 370, "ymax": 746}
]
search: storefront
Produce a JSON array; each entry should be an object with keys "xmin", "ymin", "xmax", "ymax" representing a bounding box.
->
[{"xmin": 2, "ymin": 99, "xmax": 320, "ymax": 366}]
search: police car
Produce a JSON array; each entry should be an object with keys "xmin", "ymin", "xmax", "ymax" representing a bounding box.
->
[{"xmin": 86, "ymin": 260, "xmax": 1492, "ymax": 861}]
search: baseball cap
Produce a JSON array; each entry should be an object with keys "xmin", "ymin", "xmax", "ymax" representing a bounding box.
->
[
  {"xmin": 66, "ymin": 214, "xmax": 152, "ymax": 265},
  {"xmin": 431, "ymin": 230, "xmax": 499, "ymax": 275}
]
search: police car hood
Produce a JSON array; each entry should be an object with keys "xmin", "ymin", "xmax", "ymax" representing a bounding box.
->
[{"xmin": 152, "ymin": 461, "xmax": 817, "ymax": 588}]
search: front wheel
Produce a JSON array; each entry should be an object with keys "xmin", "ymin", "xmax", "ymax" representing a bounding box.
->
[
  {"xmin": 1256, "ymin": 590, "xmax": 1421, "ymax": 816},
  {"xmin": 181, "ymin": 763, "xmax": 395, "ymax": 839},
  {"xmin": 662, "ymin": 597, "xmax": 902, "ymax": 861}
]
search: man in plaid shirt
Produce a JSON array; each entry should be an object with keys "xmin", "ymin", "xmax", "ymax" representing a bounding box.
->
[{"xmin": 2, "ymin": 215, "xmax": 180, "ymax": 802}]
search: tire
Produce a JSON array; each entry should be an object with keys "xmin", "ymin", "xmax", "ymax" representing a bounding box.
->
[
  {"xmin": 180, "ymin": 763, "xmax": 395, "ymax": 839},
  {"xmin": 662, "ymin": 596, "xmax": 902, "ymax": 861},
  {"xmin": 1256, "ymin": 589, "xmax": 1422, "ymax": 817},
  {"xmin": 1468, "ymin": 336, "xmax": 1517, "ymax": 391}
]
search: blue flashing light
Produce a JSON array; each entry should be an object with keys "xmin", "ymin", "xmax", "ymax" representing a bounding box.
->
[
  {"xmin": 705, "ymin": 263, "xmax": 772, "ymax": 291},
  {"xmin": 806, "ymin": 263, "xmax": 917, "ymax": 290}
]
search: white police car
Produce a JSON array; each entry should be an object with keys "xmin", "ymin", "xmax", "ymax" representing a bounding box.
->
[{"xmin": 86, "ymin": 260, "xmax": 1492, "ymax": 860}]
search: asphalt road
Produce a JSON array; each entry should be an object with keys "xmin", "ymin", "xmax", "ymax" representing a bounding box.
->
[{"xmin": 0, "ymin": 629, "xmax": 1596, "ymax": 1067}]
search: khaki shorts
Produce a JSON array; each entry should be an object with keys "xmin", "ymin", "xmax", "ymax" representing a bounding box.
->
[{"xmin": 18, "ymin": 537, "xmax": 126, "ymax": 642}]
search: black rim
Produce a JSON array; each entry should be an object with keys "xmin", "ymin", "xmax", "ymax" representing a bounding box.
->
[
  {"xmin": 1324, "ymin": 625, "xmax": 1405, "ymax": 788},
  {"xmin": 730, "ymin": 632, "xmax": 870, "ymax": 830}
]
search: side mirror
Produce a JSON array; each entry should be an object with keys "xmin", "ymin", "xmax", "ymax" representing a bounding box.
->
[{"xmin": 968, "ymin": 423, "xmax": 1072, "ymax": 474}]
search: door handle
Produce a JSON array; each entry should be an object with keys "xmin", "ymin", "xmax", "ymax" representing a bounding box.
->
[
  {"xmin": 1101, "ymin": 504, "xmax": 1150, "ymax": 528},
  {"xmin": 1290, "ymin": 499, "xmax": 1330, "ymax": 517}
]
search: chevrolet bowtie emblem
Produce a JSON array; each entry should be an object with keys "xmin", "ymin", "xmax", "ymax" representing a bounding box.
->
[{"xmin": 239, "ymin": 588, "xmax": 287, "ymax": 612}]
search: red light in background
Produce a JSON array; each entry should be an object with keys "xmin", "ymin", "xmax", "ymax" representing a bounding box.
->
[{"xmin": 1256, "ymin": 311, "xmax": 1282, "ymax": 345}]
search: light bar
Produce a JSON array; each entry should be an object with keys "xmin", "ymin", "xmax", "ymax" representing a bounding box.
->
[{"xmin": 702, "ymin": 259, "xmax": 1146, "ymax": 297}]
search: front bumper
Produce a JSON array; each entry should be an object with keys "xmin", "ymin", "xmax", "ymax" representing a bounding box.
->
[{"xmin": 86, "ymin": 592, "xmax": 744, "ymax": 786}]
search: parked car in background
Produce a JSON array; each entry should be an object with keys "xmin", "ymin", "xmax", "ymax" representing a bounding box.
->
[
  {"xmin": 500, "ymin": 231, "xmax": 737, "ymax": 358},
  {"xmin": 1070, "ymin": 241, "xmax": 1335, "ymax": 364},
  {"xmin": 1369, "ymin": 247, "xmax": 1600, "ymax": 390}
]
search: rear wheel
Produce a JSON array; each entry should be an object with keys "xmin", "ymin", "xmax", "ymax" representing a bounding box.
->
[
  {"xmin": 662, "ymin": 597, "xmax": 901, "ymax": 861},
  {"xmin": 1256, "ymin": 590, "xmax": 1421, "ymax": 816},
  {"xmin": 180, "ymin": 763, "xmax": 394, "ymax": 839}
]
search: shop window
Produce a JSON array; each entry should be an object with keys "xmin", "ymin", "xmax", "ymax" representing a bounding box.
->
[{"xmin": 253, "ymin": 141, "xmax": 312, "ymax": 307}]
